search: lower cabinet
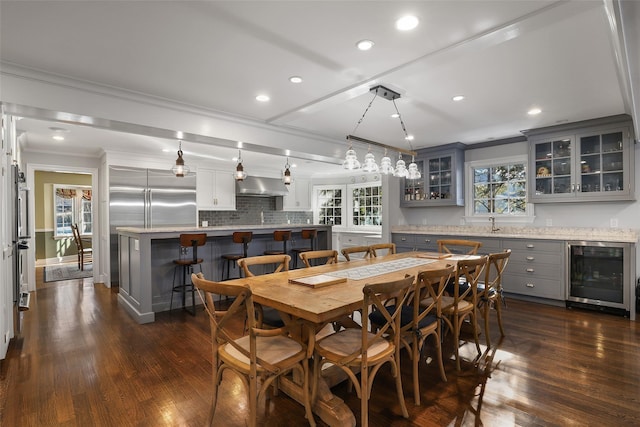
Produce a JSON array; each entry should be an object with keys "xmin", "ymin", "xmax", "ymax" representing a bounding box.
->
[{"xmin": 391, "ymin": 233, "xmax": 566, "ymax": 302}]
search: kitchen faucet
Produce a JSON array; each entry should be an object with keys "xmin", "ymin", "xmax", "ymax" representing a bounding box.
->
[{"xmin": 489, "ymin": 215, "xmax": 500, "ymax": 233}]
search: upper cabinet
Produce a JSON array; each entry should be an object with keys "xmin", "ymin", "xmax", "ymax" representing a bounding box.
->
[
  {"xmin": 196, "ymin": 168, "xmax": 236, "ymax": 211},
  {"xmin": 526, "ymin": 115, "xmax": 635, "ymax": 203},
  {"xmin": 400, "ymin": 143, "xmax": 465, "ymax": 207},
  {"xmin": 282, "ymin": 178, "xmax": 311, "ymax": 211}
]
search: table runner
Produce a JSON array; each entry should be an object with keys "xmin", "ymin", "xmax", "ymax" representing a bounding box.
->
[{"xmin": 327, "ymin": 257, "xmax": 437, "ymax": 281}]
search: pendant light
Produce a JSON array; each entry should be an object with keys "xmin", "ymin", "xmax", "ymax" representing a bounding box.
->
[
  {"xmin": 393, "ymin": 153, "xmax": 408, "ymax": 178},
  {"xmin": 234, "ymin": 149, "xmax": 247, "ymax": 181},
  {"xmin": 392, "ymin": 98, "xmax": 421, "ymax": 180},
  {"xmin": 379, "ymin": 149, "xmax": 394, "ymax": 175},
  {"xmin": 361, "ymin": 146, "xmax": 379, "ymax": 173},
  {"xmin": 283, "ymin": 157, "xmax": 292, "ymax": 185},
  {"xmin": 171, "ymin": 140, "xmax": 190, "ymax": 177}
]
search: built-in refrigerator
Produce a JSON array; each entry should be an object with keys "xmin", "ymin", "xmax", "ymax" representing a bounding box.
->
[{"xmin": 109, "ymin": 166, "xmax": 197, "ymax": 286}]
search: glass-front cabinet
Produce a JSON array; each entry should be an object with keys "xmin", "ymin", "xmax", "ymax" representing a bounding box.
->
[
  {"xmin": 400, "ymin": 143, "xmax": 465, "ymax": 207},
  {"xmin": 527, "ymin": 115, "xmax": 634, "ymax": 203}
]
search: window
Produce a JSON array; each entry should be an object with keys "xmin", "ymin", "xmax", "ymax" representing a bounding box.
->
[
  {"xmin": 313, "ymin": 182, "xmax": 382, "ymax": 230},
  {"xmin": 54, "ymin": 185, "xmax": 92, "ymax": 237},
  {"xmin": 465, "ymin": 156, "xmax": 533, "ymax": 222}
]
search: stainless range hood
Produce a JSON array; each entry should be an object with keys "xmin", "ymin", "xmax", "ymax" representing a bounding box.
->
[{"xmin": 236, "ymin": 176, "xmax": 289, "ymax": 197}]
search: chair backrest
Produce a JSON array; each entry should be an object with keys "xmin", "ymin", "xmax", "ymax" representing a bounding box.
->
[
  {"xmin": 180, "ymin": 233, "xmax": 207, "ymax": 263},
  {"xmin": 481, "ymin": 249, "xmax": 511, "ymax": 299},
  {"xmin": 413, "ymin": 265, "xmax": 455, "ymax": 326},
  {"xmin": 341, "ymin": 245, "xmax": 373, "ymax": 261},
  {"xmin": 238, "ymin": 254, "xmax": 291, "ymax": 277},
  {"xmin": 232, "ymin": 231, "xmax": 253, "ymax": 257},
  {"xmin": 300, "ymin": 229, "xmax": 318, "ymax": 240},
  {"xmin": 359, "ymin": 275, "xmax": 415, "ymax": 364},
  {"xmin": 299, "ymin": 250, "xmax": 338, "ymax": 268},
  {"xmin": 452, "ymin": 256, "xmax": 488, "ymax": 307},
  {"xmin": 71, "ymin": 224, "xmax": 82, "ymax": 250},
  {"xmin": 369, "ymin": 243, "xmax": 396, "ymax": 257},
  {"xmin": 191, "ymin": 272, "xmax": 258, "ymax": 363},
  {"xmin": 438, "ymin": 239, "xmax": 483, "ymax": 255},
  {"xmin": 273, "ymin": 230, "xmax": 292, "ymax": 242}
]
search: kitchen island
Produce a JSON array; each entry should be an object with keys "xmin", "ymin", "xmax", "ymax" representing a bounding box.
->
[{"xmin": 117, "ymin": 224, "xmax": 332, "ymax": 323}]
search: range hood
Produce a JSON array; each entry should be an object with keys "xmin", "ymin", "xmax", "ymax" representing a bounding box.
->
[{"xmin": 236, "ymin": 176, "xmax": 289, "ymax": 197}]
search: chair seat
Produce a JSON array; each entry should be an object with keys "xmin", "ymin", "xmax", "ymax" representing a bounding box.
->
[
  {"xmin": 369, "ymin": 305, "xmax": 437, "ymax": 330},
  {"xmin": 291, "ymin": 247, "xmax": 312, "ymax": 253},
  {"xmin": 174, "ymin": 258, "xmax": 204, "ymax": 266},
  {"xmin": 441, "ymin": 297, "xmax": 474, "ymax": 313},
  {"xmin": 221, "ymin": 253, "xmax": 244, "ymax": 261},
  {"xmin": 316, "ymin": 328, "xmax": 391, "ymax": 360},
  {"xmin": 264, "ymin": 250, "xmax": 286, "ymax": 255},
  {"xmin": 221, "ymin": 334, "xmax": 303, "ymax": 369}
]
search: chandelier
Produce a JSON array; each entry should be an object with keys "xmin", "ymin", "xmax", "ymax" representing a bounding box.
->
[
  {"xmin": 171, "ymin": 140, "xmax": 190, "ymax": 177},
  {"xmin": 344, "ymin": 85, "xmax": 420, "ymax": 180}
]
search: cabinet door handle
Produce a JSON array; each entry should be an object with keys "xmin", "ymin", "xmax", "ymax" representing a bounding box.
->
[
  {"xmin": 424, "ymin": 239, "xmax": 431, "ymax": 243},
  {"xmin": 575, "ymin": 184, "xmax": 580, "ymax": 192},
  {"xmin": 526, "ymin": 268, "xmax": 535, "ymax": 273},
  {"xmin": 401, "ymin": 237, "xmax": 407, "ymax": 242},
  {"xmin": 526, "ymin": 283, "xmax": 535, "ymax": 288},
  {"xmin": 526, "ymin": 244, "xmax": 534, "ymax": 248},
  {"xmin": 571, "ymin": 183, "xmax": 575, "ymax": 192},
  {"xmin": 526, "ymin": 256, "xmax": 535, "ymax": 261}
]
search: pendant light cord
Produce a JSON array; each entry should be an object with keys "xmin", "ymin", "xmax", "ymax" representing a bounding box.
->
[
  {"xmin": 392, "ymin": 99, "xmax": 414, "ymax": 151},
  {"xmin": 351, "ymin": 91, "xmax": 379, "ymax": 135}
]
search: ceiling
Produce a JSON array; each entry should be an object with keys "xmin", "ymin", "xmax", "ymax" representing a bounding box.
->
[{"xmin": 1, "ymin": 1, "xmax": 638, "ymax": 177}]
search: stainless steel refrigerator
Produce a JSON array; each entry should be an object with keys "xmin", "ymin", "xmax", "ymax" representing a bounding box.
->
[
  {"xmin": 11, "ymin": 164, "xmax": 31, "ymax": 332},
  {"xmin": 109, "ymin": 166, "xmax": 197, "ymax": 286}
]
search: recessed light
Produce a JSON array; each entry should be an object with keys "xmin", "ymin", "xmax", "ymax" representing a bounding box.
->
[
  {"xmin": 391, "ymin": 113, "xmax": 400, "ymax": 118},
  {"xmin": 528, "ymin": 107, "xmax": 542, "ymax": 115},
  {"xmin": 405, "ymin": 135, "xmax": 414, "ymax": 141},
  {"xmin": 396, "ymin": 15, "xmax": 419, "ymax": 31},
  {"xmin": 48, "ymin": 126, "xmax": 69, "ymax": 132},
  {"xmin": 289, "ymin": 76, "xmax": 303, "ymax": 84},
  {"xmin": 256, "ymin": 94, "xmax": 270, "ymax": 102},
  {"xmin": 356, "ymin": 40, "xmax": 375, "ymax": 51},
  {"xmin": 162, "ymin": 148, "xmax": 170, "ymax": 153},
  {"xmin": 452, "ymin": 95, "xmax": 465, "ymax": 102},
  {"xmin": 52, "ymin": 135, "xmax": 65, "ymax": 141}
]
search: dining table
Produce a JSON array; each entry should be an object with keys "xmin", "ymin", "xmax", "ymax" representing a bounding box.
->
[{"xmin": 222, "ymin": 251, "xmax": 466, "ymax": 427}]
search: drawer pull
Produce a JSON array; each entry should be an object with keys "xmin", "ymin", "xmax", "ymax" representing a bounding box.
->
[
  {"xmin": 401, "ymin": 237, "xmax": 407, "ymax": 241},
  {"xmin": 526, "ymin": 268, "xmax": 534, "ymax": 273},
  {"xmin": 526, "ymin": 244, "xmax": 535, "ymax": 248},
  {"xmin": 424, "ymin": 239, "xmax": 431, "ymax": 243},
  {"xmin": 526, "ymin": 256, "xmax": 535, "ymax": 261},
  {"xmin": 526, "ymin": 283, "xmax": 535, "ymax": 288}
]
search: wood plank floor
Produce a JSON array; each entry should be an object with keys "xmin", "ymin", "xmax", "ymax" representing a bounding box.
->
[{"xmin": 1, "ymin": 268, "xmax": 640, "ymax": 426}]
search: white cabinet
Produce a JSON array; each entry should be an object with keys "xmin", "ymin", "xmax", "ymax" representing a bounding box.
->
[
  {"xmin": 282, "ymin": 178, "xmax": 311, "ymax": 211},
  {"xmin": 196, "ymin": 168, "xmax": 236, "ymax": 211}
]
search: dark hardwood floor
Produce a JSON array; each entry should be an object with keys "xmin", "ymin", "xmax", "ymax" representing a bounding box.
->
[{"xmin": 1, "ymin": 268, "xmax": 640, "ymax": 426}]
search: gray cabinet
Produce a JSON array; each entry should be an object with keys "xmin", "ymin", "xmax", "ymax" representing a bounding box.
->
[
  {"xmin": 526, "ymin": 115, "xmax": 634, "ymax": 203},
  {"xmin": 400, "ymin": 143, "xmax": 465, "ymax": 207}
]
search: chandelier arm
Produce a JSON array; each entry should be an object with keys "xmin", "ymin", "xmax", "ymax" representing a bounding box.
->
[{"xmin": 346, "ymin": 135, "xmax": 416, "ymax": 157}]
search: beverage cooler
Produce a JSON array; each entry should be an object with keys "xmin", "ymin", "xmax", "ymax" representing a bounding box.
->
[{"xmin": 566, "ymin": 241, "xmax": 634, "ymax": 317}]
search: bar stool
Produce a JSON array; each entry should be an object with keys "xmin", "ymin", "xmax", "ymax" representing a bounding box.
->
[
  {"xmin": 264, "ymin": 230, "xmax": 292, "ymax": 256},
  {"xmin": 220, "ymin": 231, "xmax": 253, "ymax": 280},
  {"xmin": 291, "ymin": 228, "xmax": 317, "ymax": 268},
  {"xmin": 170, "ymin": 233, "xmax": 207, "ymax": 315}
]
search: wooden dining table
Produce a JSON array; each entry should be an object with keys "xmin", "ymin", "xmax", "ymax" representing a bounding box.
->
[{"xmin": 223, "ymin": 252, "xmax": 455, "ymax": 427}]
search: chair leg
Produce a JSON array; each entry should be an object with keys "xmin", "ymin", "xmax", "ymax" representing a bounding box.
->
[
  {"xmin": 360, "ymin": 367, "xmax": 369, "ymax": 427},
  {"xmin": 413, "ymin": 336, "xmax": 421, "ymax": 405},
  {"xmin": 434, "ymin": 332, "xmax": 447, "ymax": 383},
  {"xmin": 249, "ymin": 370, "xmax": 258, "ymax": 427},
  {"xmin": 393, "ymin": 354, "xmax": 409, "ymax": 418},
  {"xmin": 302, "ymin": 359, "xmax": 316, "ymax": 427},
  {"xmin": 484, "ymin": 305, "xmax": 492, "ymax": 348},
  {"xmin": 495, "ymin": 297, "xmax": 506, "ymax": 337}
]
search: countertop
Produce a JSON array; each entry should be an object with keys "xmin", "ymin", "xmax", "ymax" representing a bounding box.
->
[
  {"xmin": 116, "ymin": 224, "xmax": 330, "ymax": 235},
  {"xmin": 391, "ymin": 225, "xmax": 640, "ymax": 243}
]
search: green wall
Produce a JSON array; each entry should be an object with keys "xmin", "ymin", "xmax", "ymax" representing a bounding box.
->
[{"xmin": 34, "ymin": 171, "xmax": 92, "ymax": 261}]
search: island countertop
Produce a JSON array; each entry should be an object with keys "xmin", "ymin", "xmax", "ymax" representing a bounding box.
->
[
  {"xmin": 391, "ymin": 225, "xmax": 639, "ymax": 243},
  {"xmin": 117, "ymin": 224, "xmax": 330, "ymax": 237}
]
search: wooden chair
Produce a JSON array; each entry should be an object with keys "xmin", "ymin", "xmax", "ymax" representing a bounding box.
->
[
  {"xmin": 171, "ymin": 233, "xmax": 207, "ymax": 315},
  {"xmin": 238, "ymin": 255, "xmax": 291, "ymax": 328},
  {"xmin": 439, "ymin": 256, "xmax": 487, "ymax": 371},
  {"xmin": 71, "ymin": 224, "xmax": 92, "ymax": 271},
  {"xmin": 369, "ymin": 243, "xmax": 396, "ymax": 257},
  {"xmin": 291, "ymin": 229, "xmax": 318, "ymax": 268},
  {"xmin": 299, "ymin": 249, "xmax": 338, "ymax": 268},
  {"xmin": 477, "ymin": 250, "xmax": 511, "ymax": 347},
  {"xmin": 437, "ymin": 239, "xmax": 483, "ymax": 255},
  {"xmin": 341, "ymin": 245, "xmax": 373, "ymax": 261},
  {"xmin": 191, "ymin": 273, "xmax": 315, "ymax": 427},
  {"xmin": 312, "ymin": 275, "xmax": 414, "ymax": 427}
]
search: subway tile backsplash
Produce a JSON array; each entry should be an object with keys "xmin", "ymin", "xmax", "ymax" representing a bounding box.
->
[{"xmin": 199, "ymin": 196, "xmax": 312, "ymax": 226}]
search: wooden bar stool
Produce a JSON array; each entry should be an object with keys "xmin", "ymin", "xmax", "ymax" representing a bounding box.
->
[
  {"xmin": 291, "ymin": 228, "xmax": 317, "ymax": 268},
  {"xmin": 170, "ymin": 233, "xmax": 207, "ymax": 315},
  {"xmin": 264, "ymin": 230, "xmax": 292, "ymax": 272},
  {"xmin": 220, "ymin": 231, "xmax": 252, "ymax": 280}
]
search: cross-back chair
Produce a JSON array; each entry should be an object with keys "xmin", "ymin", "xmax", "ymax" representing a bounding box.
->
[
  {"xmin": 312, "ymin": 275, "xmax": 414, "ymax": 427},
  {"xmin": 437, "ymin": 239, "xmax": 483, "ymax": 255},
  {"xmin": 369, "ymin": 243, "xmax": 396, "ymax": 257},
  {"xmin": 237, "ymin": 254, "xmax": 291, "ymax": 328},
  {"xmin": 477, "ymin": 249, "xmax": 511, "ymax": 347},
  {"xmin": 341, "ymin": 245, "xmax": 373, "ymax": 261},
  {"xmin": 71, "ymin": 223, "xmax": 92, "ymax": 271},
  {"xmin": 299, "ymin": 249, "xmax": 339, "ymax": 268},
  {"xmin": 191, "ymin": 273, "xmax": 315, "ymax": 427},
  {"xmin": 439, "ymin": 256, "xmax": 487, "ymax": 371}
]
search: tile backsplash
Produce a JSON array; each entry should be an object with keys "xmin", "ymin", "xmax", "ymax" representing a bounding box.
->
[{"xmin": 199, "ymin": 196, "xmax": 312, "ymax": 226}]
